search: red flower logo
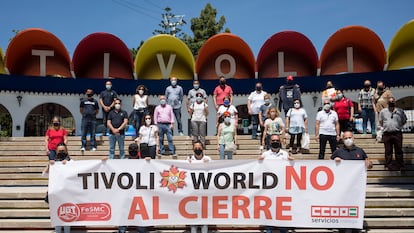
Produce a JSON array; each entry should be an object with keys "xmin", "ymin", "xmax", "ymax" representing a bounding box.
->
[{"xmin": 160, "ymin": 165, "xmax": 186, "ymax": 193}]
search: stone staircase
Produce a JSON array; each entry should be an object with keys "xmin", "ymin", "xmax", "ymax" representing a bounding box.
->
[{"xmin": 0, "ymin": 134, "xmax": 413, "ymax": 233}]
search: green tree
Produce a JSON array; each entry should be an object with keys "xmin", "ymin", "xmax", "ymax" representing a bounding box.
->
[
  {"xmin": 182, "ymin": 3, "xmax": 230, "ymax": 57},
  {"xmin": 153, "ymin": 7, "xmax": 186, "ymax": 37}
]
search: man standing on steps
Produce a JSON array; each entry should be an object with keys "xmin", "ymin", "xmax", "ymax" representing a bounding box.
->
[
  {"xmin": 165, "ymin": 76, "xmax": 184, "ymax": 136},
  {"xmin": 378, "ymin": 97, "xmax": 407, "ymax": 172},
  {"xmin": 80, "ymin": 88, "xmax": 99, "ymax": 151},
  {"xmin": 99, "ymin": 80, "xmax": 118, "ymax": 135}
]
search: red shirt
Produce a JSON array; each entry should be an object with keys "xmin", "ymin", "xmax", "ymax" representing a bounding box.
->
[
  {"xmin": 334, "ymin": 98, "xmax": 353, "ymax": 120},
  {"xmin": 213, "ymin": 85, "xmax": 233, "ymax": 105},
  {"xmin": 46, "ymin": 128, "xmax": 67, "ymax": 150}
]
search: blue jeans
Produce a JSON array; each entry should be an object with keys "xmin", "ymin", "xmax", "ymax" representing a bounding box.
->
[
  {"xmin": 173, "ymin": 108, "xmax": 183, "ymax": 133},
  {"xmin": 109, "ymin": 134, "xmax": 125, "ymax": 159},
  {"xmin": 361, "ymin": 108, "xmax": 376, "ymax": 134},
  {"xmin": 251, "ymin": 114, "xmax": 259, "ymax": 139},
  {"xmin": 158, "ymin": 123, "xmax": 175, "ymax": 155},
  {"xmin": 81, "ymin": 118, "xmax": 96, "ymax": 148},
  {"xmin": 265, "ymin": 226, "xmax": 288, "ymax": 233},
  {"xmin": 219, "ymin": 144, "xmax": 233, "ymax": 160},
  {"xmin": 118, "ymin": 225, "xmax": 148, "ymax": 233},
  {"xmin": 55, "ymin": 226, "xmax": 70, "ymax": 233}
]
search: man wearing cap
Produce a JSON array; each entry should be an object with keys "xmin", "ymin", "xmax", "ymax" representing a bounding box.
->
[{"xmin": 278, "ymin": 75, "xmax": 302, "ymax": 116}]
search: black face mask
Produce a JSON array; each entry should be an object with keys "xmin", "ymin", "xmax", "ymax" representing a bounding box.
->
[
  {"xmin": 87, "ymin": 93, "xmax": 93, "ymax": 98},
  {"xmin": 53, "ymin": 122, "xmax": 60, "ymax": 127},
  {"xmin": 377, "ymin": 87, "xmax": 384, "ymax": 91},
  {"xmin": 194, "ymin": 149, "xmax": 203, "ymax": 156},
  {"xmin": 388, "ymin": 102, "xmax": 396, "ymax": 107},
  {"xmin": 271, "ymin": 141, "xmax": 281, "ymax": 149},
  {"xmin": 220, "ymin": 80, "xmax": 226, "ymax": 85},
  {"xmin": 56, "ymin": 152, "xmax": 68, "ymax": 160},
  {"xmin": 255, "ymin": 86, "xmax": 262, "ymax": 91}
]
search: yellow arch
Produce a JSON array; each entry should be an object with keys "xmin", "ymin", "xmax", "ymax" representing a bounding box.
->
[
  {"xmin": 387, "ymin": 19, "xmax": 414, "ymax": 70},
  {"xmin": 0, "ymin": 48, "xmax": 5, "ymax": 74},
  {"xmin": 134, "ymin": 34, "xmax": 195, "ymax": 80}
]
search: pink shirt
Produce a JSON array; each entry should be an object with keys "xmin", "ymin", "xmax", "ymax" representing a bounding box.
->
[
  {"xmin": 213, "ymin": 85, "xmax": 233, "ymax": 105},
  {"xmin": 153, "ymin": 104, "xmax": 174, "ymax": 124}
]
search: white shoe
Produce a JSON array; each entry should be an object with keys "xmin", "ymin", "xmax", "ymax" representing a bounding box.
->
[
  {"xmin": 179, "ymin": 132, "xmax": 185, "ymax": 136},
  {"xmin": 80, "ymin": 147, "xmax": 85, "ymax": 151},
  {"xmin": 92, "ymin": 147, "xmax": 97, "ymax": 151}
]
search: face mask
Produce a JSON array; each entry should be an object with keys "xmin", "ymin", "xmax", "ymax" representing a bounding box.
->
[
  {"xmin": 344, "ymin": 138, "xmax": 354, "ymax": 147},
  {"xmin": 106, "ymin": 85, "xmax": 112, "ymax": 90},
  {"xmin": 270, "ymin": 112, "xmax": 276, "ymax": 117},
  {"xmin": 294, "ymin": 103, "xmax": 300, "ymax": 108},
  {"xmin": 388, "ymin": 102, "xmax": 396, "ymax": 107},
  {"xmin": 223, "ymin": 100, "xmax": 230, "ymax": 106},
  {"xmin": 256, "ymin": 86, "xmax": 262, "ymax": 91},
  {"xmin": 326, "ymin": 85, "xmax": 333, "ymax": 89},
  {"xmin": 138, "ymin": 90, "xmax": 144, "ymax": 95},
  {"xmin": 364, "ymin": 84, "xmax": 370, "ymax": 89},
  {"xmin": 271, "ymin": 141, "xmax": 281, "ymax": 149},
  {"xmin": 224, "ymin": 117, "xmax": 231, "ymax": 123},
  {"xmin": 193, "ymin": 84, "xmax": 199, "ymax": 90},
  {"xmin": 194, "ymin": 148, "xmax": 203, "ymax": 156},
  {"xmin": 337, "ymin": 94, "xmax": 343, "ymax": 99},
  {"xmin": 160, "ymin": 99, "xmax": 166, "ymax": 105},
  {"xmin": 377, "ymin": 86, "xmax": 384, "ymax": 91},
  {"xmin": 171, "ymin": 80, "xmax": 177, "ymax": 86},
  {"xmin": 220, "ymin": 80, "xmax": 226, "ymax": 85},
  {"xmin": 324, "ymin": 104, "xmax": 331, "ymax": 111},
  {"xmin": 53, "ymin": 122, "xmax": 60, "ymax": 127},
  {"xmin": 115, "ymin": 104, "xmax": 121, "ymax": 110},
  {"xmin": 87, "ymin": 93, "xmax": 93, "ymax": 98},
  {"xmin": 56, "ymin": 152, "xmax": 67, "ymax": 159},
  {"xmin": 264, "ymin": 99, "xmax": 270, "ymax": 104},
  {"xmin": 145, "ymin": 119, "xmax": 151, "ymax": 125},
  {"xmin": 196, "ymin": 97, "xmax": 203, "ymax": 103}
]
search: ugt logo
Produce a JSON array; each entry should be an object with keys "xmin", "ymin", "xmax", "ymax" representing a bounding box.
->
[{"xmin": 160, "ymin": 165, "xmax": 186, "ymax": 193}]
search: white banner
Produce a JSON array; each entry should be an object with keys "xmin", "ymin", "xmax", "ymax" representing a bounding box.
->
[{"xmin": 49, "ymin": 160, "xmax": 367, "ymax": 229}]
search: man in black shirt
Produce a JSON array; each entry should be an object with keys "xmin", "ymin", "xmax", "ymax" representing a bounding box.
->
[
  {"xmin": 107, "ymin": 99, "xmax": 128, "ymax": 159},
  {"xmin": 99, "ymin": 81, "xmax": 118, "ymax": 135},
  {"xmin": 80, "ymin": 88, "xmax": 99, "ymax": 151},
  {"xmin": 331, "ymin": 131, "xmax": 373, "ymax": 168}
]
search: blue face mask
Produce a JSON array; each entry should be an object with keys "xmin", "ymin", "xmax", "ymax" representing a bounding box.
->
[
  {"xmin": 160, "ymin": 99, "xmax": 166, "ymax": 105},
  {"xmin": 223, "ymin": 100, "xmax": 230, "ymax": 106}
]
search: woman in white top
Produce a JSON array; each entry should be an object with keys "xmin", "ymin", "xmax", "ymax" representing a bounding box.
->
[
  {"xmin": 286, "ymin": 99, "xmax": 308, "ymax": 154},
  {"xmin": 132, "ymin": 85, "xmax": 149, "ymax": 138},
  {"xmin": 216, "ymin": 95, "xmax": 238, "ymax": 127},
  {"xmin": 136, "ymin": 114, "xmax": 158, "ymax": 159},
  {"xmin": 189, "ymin": 93, "xmax": 209, "ymax": 146},
  {"xmin": 262, "ymin": 106, "xmax": 285, "ymax": 150}
]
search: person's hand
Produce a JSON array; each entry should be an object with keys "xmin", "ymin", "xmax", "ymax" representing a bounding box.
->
[
  {"xmin": 62, "ymin": 160, "xmax": 68, "ymax": 165},
  {"xmin": 315, "ymin": 135, "xmax": 319, "ymax": 142},
  {"xmin": 258, "ymin": 155, "xmax": 264, "ymax": 160},
  {"xmin": 366, "ymin": 160, "xmax": 373, "ymax": 169},
  {"xmin": 217, "ymin": 145, "xmax": 220, "ymax": 151},
  {"xmin": 203, "ymin": 158, "xmax": 210, "ymax": 163},
  {"xmin": 49, "ymin": 160, "xmax": 55, "ymax": 165},
  {"xmin": 46, "ymin": 150, "xmax": 50, "ymax": 155},
  {"xmin": 334, "ymin": 157, "xmax": 342, "ymax": 163},
  {"xmin": 145, "ymin": 157, "xmax": 151, "ymax": 161},
  {"xmin": 288, "ymin": 155, "xmax": 295, "ymax": 160},
  {"xmin": 101, "ymin": 156, "xmax": 109, "ymax": 161},
  {"xmin": 336, "ymin": 135, "xmax": 341, "ymax": 142}
]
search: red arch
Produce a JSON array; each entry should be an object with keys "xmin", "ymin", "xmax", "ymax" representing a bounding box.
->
[
  {"xmin": 196, "ymin": 33, "xmax": 255, "ymax": 80},
  {"xmin": 5, "ymin": 28, "xmax": 72, "ymax": 77},
  {"xmin": 257, "ymin": 31, "xmax": 318, "ymax": 78},
  {"xmin": 320, "ymin": 26, "xmax": 386, "ymax": 75},
  {"xmin": 72, "ymin": 32, "xmax": 134, "ymax": 79}
]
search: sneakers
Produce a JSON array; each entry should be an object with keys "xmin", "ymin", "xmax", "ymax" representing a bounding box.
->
[
  {"xmin": 172, "ymin": 154, "xmax": 178, "ymax": 159},
  {"xmin": 80, "ymin": 147, "xmax": 85, "ymax": 151},
  {"xmin": 179, "ymin": 132, "xmax": 185, "ymax": 136},
  {"xmin": 92, "ymin": 147, "xmax": 97, "ymax": 151}
]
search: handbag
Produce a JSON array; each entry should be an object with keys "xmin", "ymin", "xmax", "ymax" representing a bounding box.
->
[
  {"xmin": 139, "ymin": 143, "xmax": 149, "ymax": 157},
  {"xmin": 224, "ymin": 142, "xmax": 237, "ymax": 153},
  {"xmin": 301, "ymin": 133, "xmax": 310, "ymax": 150}
]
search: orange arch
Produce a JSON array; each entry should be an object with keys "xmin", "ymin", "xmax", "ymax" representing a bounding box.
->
[
  {"xmin": 5, "ymin": 28, "xmax": 72, "ymax": 77},
  {"xmin": 257, "ymin": 31, "xmax": 318, "ymax": 78},
  {"xmin": 134, "ymin": 34, "xmax": 195, "ymax": 80},
  {"xmin": 320, "ymin": 26, "xmax": 386, "ymax": 75},
  {"xmin": 387, "ymin": 19, "xmax": 414, "ymax": 70},
  {"xmin": 72, "ymin": 32, "xmax": 134, "ymax": 79},
  {"xmin": 196, "ymin": 33, "xmax": 255, "ymax": 80}
]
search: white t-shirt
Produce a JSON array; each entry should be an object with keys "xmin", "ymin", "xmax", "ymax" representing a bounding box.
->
[
  {"xmin": 217, "ymin": 105, "xmax": 238, "ymax": 124},
  {"xmin": 187, "ymin": 155, "xmax": 212, "ymax": 163},
  {"xmin": 287, "ymin": 108, "xmax": 308, "ymax": 134},
  {"xmin": 139, "ymin": 125, "xmax": 158, "ymax": 146},
  {"xmin": 261, "ymin": 149, "xmax": 289, "ymax": 160},
  {"xmin": 316, "ymin": 110, "xmax": 338, "ymax": 136},
  {"xmin": 133, "ymin": 95, "xmax": 148, "ymax": 110},
  {"xmin": 190, "ymin": 102, "xmax": 208, "ymax": 122},
  {"xmin": 248, "ymin": 91, "xmax": 267, "ymax": 114}
]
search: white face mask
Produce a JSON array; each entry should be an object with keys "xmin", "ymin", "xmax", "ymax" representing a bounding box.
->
[
  {"xmin": 138, "ymin": 90, "xmax": 144, "ymax": 95},
  {"xmin": 145, "ymin": 119, "xmax": 151, "ymax": 125},
  {"xmin": 294, "ymin": 103, "xmax": 300, "ymax": 108},
  {"xmin": 193, "ymin": 84, "xmax": 199, "ymax": 90},
  {"xmin": 160, "ymin": 99, "xmax": 166, "ymax": 105},
  {"xmin": 106, "ymin": 85, "xmax": 112, "ymax": 90},
  {"xmin": 344, "ymin": 138, "xmax": 354, "ymax": 147},
  {"xmin": 171, "ymin": 80, "xmax": 177, "ymax": 86},
  {"xmin": 115, "ymin": 104, "xmax": 121, "ymax": 110},
  {"xmin": 224, "ymin": 117, "xmax": 231, "ymax": 123},
  {"xmin": 323, "ymin": 104, "xmax": 331, "ymax": 111}
]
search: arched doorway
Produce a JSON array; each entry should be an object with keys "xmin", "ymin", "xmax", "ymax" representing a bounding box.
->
[
  {"xmin": 397, "ymin": 96, "xmax": 414, "ymax": 133},
  {"xmin": 24, "ymin": 103, "xmax": 75, "ymax": 136},
  {"xmin": 0, "ymin": 104, "xmax": 12, "ymax": 137}
]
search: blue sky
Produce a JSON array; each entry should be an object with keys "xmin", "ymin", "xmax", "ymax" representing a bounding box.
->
[{"xmin": 0, "ymin": 0, "xmax": 412, "ymax": 57}]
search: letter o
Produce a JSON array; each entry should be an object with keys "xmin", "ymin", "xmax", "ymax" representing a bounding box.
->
[
  {"xmin": 117, "ymin": 173, "xmax": 133, "ymax": 189},
  {"xmin": 310, "ymin": 166, "xmax": 334, "ymax": 190},
  {"xmin": 215, "ymin": 54, "xmax": 236, "ymax": 78}
]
